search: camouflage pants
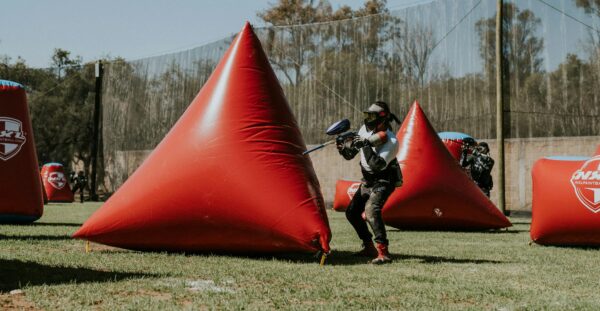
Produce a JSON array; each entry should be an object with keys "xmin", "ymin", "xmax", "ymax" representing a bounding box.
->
[{"xmin": 345, "ymin": 182, "xmax": 393, "ymax": 245}]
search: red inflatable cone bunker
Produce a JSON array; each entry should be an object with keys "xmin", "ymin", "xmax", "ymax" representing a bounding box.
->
[
  {"xmin": 438, "ymin": 132, "xmax": 475, "ymax": 161},
  {"xmin": 531, "ymin": 156, "xmax": 600, "ymax": 245},
  {"xmin": 74, "ymin": 23, "xmax": 331, "ymax": 253},
  {"xmin": 41, "ymin": 163, "xmax": 74, "ymax": 202},
  {"xmin": 0, "ymin": 80, "xmax": 43, "ymax": 223},
  {"xmin": 382, "ymin": 102, "xmax": 511, "ymax": 230}
]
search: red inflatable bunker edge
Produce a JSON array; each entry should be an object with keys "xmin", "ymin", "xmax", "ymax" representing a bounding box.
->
[
  {"xmin": 73, "ymin": 22, "xmax": 331, "ymax": 254},
  {"xmin": 0, "ymin": 80, "xmax": 44, "ymax": 223},
  {"xmin": 333, "ymin": 179, "xmax": 361, "ymax": 211},
  {"xmin": 438, "ymin": 132, "xmax": 475, "ymax": 161},
  {"xmin": 531, "ymin": 155, "xmax": 600, "ymax": 245},
  {"xmin": 596, "ymin": 145, "xmax": 600, "ymax": 155},
  {"xmin": 41, "ymin": 163, "xmax": 74, "ymax": 203}
]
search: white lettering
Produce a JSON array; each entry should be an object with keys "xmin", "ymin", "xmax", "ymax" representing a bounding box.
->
[{"xmin": 573, "ymin": 171, "xmax": 592, "ymax": 180}]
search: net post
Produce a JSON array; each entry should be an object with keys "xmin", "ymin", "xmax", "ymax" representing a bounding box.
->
[
  {"xmin": 90, "ymin": 60, "xmax": 103, "ymax": 201},
  {"xmin": 496, "ymin": 0, "xmax": 507, "ymax": 216}
]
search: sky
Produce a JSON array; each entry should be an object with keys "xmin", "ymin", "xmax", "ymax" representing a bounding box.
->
[{"xmin": 0, "ymin": 0, "xmax": 432, "ymax": 68}]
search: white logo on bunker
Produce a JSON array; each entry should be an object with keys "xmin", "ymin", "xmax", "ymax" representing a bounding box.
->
[
  {"xmin": 47, "ymin": 171, "xmax": 67, "ymax": 189},
  {"xmin": 570, "ymin": 156, "xmax": 600, "ymax": 213},
  {"xmin": 0, "ymin": 117, "xmax": 26, "ymax": 161},
  {"xmin": 347, "ymin": 183, "xmax": 361, "ymax": 200}
]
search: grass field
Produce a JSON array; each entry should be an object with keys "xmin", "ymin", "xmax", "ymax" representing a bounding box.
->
[{"xmin": 2, "ymin": 203, "xmax": 600, "ymax": 310}]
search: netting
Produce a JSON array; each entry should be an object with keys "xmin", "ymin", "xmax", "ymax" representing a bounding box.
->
[{"xmin": 101, "ymin": 0, "xmax": 600, "ymax": 192}]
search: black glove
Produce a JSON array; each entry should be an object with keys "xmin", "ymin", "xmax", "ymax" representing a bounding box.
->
[{"xmin": 352, "ymin": 136, "xmax": 371, "ymax": 149}]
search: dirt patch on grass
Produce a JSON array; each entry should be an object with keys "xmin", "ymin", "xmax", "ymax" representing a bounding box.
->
[{"xmin": 0, "ymin": 292, "xmax": 40, "ymax": 310}]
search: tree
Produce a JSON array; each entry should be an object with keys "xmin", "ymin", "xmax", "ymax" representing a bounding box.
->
[
  {"xmin": 475, "ymin": 2, "xmax": 544, "ymax": 88},
  {"xmin": 475, "ymin": 2, "xmax": 544, "ymax": 137},
  {"xmin": 52, "ymin": 48, "xmax": 82, "ymax": 79},
  {"xmin": 393, "ymin": 22, "xmax": 435, "ymax": 89},
  {"xmin": 575, "ymin": 0, "xmax": 600, "ymax": 16},
  {"xmin": 258, "ymin": 0, "xmax": 388, "ymax": 86}
]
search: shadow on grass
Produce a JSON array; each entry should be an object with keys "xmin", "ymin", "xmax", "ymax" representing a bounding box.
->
[
  {"xmin": 199, "ymin": 250, "xmax": 510, "ymax": 266},
  {"xmin": 537, "ymin": 244, "xmax": 600, "ymax": 250},
  {"xmin": 27, "ymin": 222, "xmax": 82, "ymax": 227},
  {"xmin": 393, "ymin": 253, "xmax": 508, "ymax": 264},
  {"xmin": 510, "ymin": 222, "xmax": 532, "ymax": 226},
  {"xmin": 387, "ymin": 228, "xmax": 519, "ymax": 234},
  {"xmin": 323, "ymin": 251, "xmax": 508, "ymax": 266},
  {"xmin": 0, "ymin": 234, "xmax": 72, "ymax": 241},
  {"xmin": 0, "ymin": 259, "xmax": 154, "ymax": 292}
]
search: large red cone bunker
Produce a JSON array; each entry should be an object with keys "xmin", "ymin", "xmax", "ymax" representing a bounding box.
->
[
  {"xmin": 41, "ymin": 163, "xmax": 74, "ymax": 202},
  {"xmin": 0, "ymin": 80, "xmax": 43, "ymax": 223},
  {"xmin": 381, "ymin": 102, "xmax": 511, "ymax": 230},
  {"xmin": 74, "ymin": 23, "xmax": 331, "ymax": 253},
  {"xmin": 438, "ymin": 132, "xmax": 475, "ymax": 161},
  {"xmin": 530, "ymin": 156, "xmax": 600, "ymax": 245}
]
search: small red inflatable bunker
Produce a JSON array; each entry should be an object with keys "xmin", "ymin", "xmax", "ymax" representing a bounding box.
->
[
  {"xmin": 73, "ymin": 23, "xmax": 331, "ymax": 254},
  {"xmin": 438, "ymin": 132, "xmax": 475, "ymax": 161},
  {"xmin": 531, "ymin": 156, "xmax": 600, "ymax": 245},
  {"xmin": 0, "ymin": 80, "xmax": 44, "ymax": 223},
  {"xmin": 41, "ymin": 163, "xmax": 74, "ymax": 202},
  {"xmin": 333, "ymin": 180, "xmax": 361, "ymax": 211},
  {"xmin": 382, "ymin": 102, "xmax": 511, "ymax": 230}
]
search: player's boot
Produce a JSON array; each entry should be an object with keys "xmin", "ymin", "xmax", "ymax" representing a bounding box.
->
[
  {"xmin": 353, "ymin": 240, "xmax": 378, "ymax": 257},
  {"xmin": 371, "ymin": 243, "xmax": 392, "ymax": 264}
]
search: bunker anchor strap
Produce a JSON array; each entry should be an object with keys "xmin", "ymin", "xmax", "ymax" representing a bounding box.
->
[
  {"xmin": 85, "ymin": 241, "xmax": 91, "ymax": 253},
  {"xmin": 320, "ymin": 252, "xmax": 327, "ymax": 266}
]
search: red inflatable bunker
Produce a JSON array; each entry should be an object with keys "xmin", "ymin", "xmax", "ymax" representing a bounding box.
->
[
  {"xmin": 333, "ymin": 180, "xmax": 361, "ymax": 211},
  {"xmin": 531, "ymin": 156, "xmax": 600, "ymax": 245},
  {"xmin": 596, "ymin": 145, "xmax": 600, "ymax": 155},
  {"xmin": 438, "ymin": 132, "xmax": 475, "ymax": 161},
  {"xmin": 0, "ymin": 80, "xmax": 43, "ymax": 223},
  {"xmin": 41, "ymin": 163, "xmax": 74, "ymax": 203},
  {"xmin": 74, "ymin": 23, "xmax": 331, "ymax": 254},
  {"xmin": 381, "ymin": 102, "xmax": 511, "ymax": 230}
]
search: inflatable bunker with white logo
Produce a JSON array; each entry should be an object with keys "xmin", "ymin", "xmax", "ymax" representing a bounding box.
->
[
  {"xmin": 73, "ymin": 23, "xmax": 331, "ymax": 254},
  {"xmin": 531, "ymin": 155, "xmax": 600, "ymax": 245},
  {"xmin": 333, "ymin": 180, "xmax": 361, "ymax": 211},
  {"xmin": 438, "ymin": 132, "xmax": 476, "ymax": 161},
  {"xmin": 41, "ymin": 163, "xmax": 74, "ymax": 203},
  {"xmin": 0, "ymin": 80, "xmax": 44, "ymax": 223}
]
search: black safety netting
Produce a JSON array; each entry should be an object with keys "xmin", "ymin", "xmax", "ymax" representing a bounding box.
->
[{"xmin": 101, "ymin": 0, "xmax": 600, "ymax": 192}]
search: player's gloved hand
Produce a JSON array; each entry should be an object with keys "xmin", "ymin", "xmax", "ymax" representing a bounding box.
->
[{"xmin": 352, "ymin": 136, "xmax": 371, "ymax": 149}]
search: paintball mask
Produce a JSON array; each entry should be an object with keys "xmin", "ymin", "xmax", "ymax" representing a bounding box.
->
[
  {"xmin": 477, "ymin": 142, "xmax": 490, "ymax": 154},
  {"xmin": 363, "ymin": 102, "xmax": 387, "ymax": 131}
]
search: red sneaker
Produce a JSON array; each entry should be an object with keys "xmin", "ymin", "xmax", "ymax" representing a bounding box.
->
[{"xmin": 371, "ymin": 243, "xmax": 392, "ymax": 264}]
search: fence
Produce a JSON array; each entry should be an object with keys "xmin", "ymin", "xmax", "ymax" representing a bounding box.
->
[{"xmin": 101, "ymin": 0, "xmax": 600, "ymax": 196}]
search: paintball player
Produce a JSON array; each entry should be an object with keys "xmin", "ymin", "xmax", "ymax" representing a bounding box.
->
[
  {"xmin": 70, "ymin": 171, "xmax": 87, "ymax": 203},
  {"xmin": 460, "ymin": 142, "xmax": 494, "ymax": 197},
  {"xmin": 336, "ymin": 101, "xmax": 402, "ymax": 264}
]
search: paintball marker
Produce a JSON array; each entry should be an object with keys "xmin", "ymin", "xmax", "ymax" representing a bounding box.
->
[{"xmin": 303, "ymin": 119, "xmax": 356, "ymax": 155}]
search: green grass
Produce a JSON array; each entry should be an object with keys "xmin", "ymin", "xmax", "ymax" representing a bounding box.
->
[{"xmin": 1, "ymin": 203, "xmax": 600, "ymax": 310}]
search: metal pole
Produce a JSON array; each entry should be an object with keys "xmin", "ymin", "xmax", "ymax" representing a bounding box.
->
[
  {"xmin": 496, "ymin": 0, "xmax": 507, "ymax": 215},
  {"xmin": 90, "ymin": 60, "xmax": 103, "ymax": 201}
]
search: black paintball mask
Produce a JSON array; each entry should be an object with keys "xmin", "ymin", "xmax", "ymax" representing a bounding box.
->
[
  {"xmin": 363, "ymin": 101, "xmax": 400, "ymax": 132},
  {"xmin": 477, "ymin": 142, "xmax": 490, "ymax": 154}
]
